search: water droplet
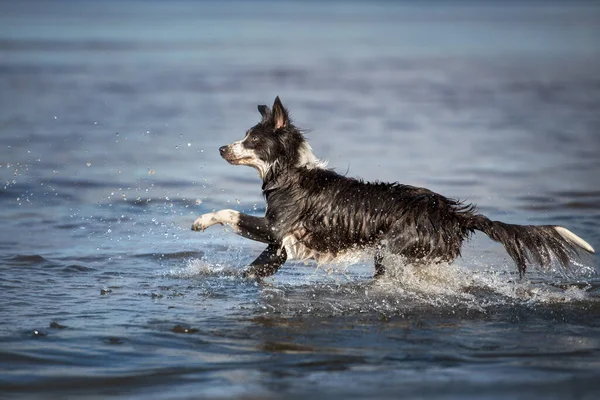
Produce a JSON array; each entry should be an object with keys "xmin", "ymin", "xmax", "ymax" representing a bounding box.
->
[
  {"xmin": 86, "ymin": 162, "xmax": 92, "ymax": 167},
  {"xmin": 187, "ymin": 143, "xmax": 191, "ymax": 147}
]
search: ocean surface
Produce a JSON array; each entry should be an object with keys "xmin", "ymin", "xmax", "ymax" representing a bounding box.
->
[{"xmin": 1, "ymin": 1, "xmax": 600, "ymax": 399}]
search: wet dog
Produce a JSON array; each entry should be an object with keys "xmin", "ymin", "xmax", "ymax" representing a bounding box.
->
[{"xmin": 192, "ymin": 97, "xmax": 595, "ymax": 279}]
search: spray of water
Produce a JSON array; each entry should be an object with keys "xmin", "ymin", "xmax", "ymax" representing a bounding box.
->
[{"xmin": 166, "ymin": 246, "xmax": 598, "ymax": 317}]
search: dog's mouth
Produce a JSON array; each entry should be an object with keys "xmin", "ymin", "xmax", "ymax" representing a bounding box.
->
[
  {"xmin": 219, "ymin": 145, "xmax": 258, "ymax": 167},
  {"xmin": 221, "ymin": 151, "xmax": 255, "ymax": 165},
  {"xmin": 224, "ymin": 156, "xmax": 255, "ymax": 165}
]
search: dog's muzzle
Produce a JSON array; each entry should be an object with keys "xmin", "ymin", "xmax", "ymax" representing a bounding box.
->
[{"xmin": 219, "ymin": 144, "xmax": 243, "ymax": 164}]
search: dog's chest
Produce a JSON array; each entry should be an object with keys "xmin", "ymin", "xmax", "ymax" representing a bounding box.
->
[
  {"xmin": 281, "ymin": 232, "xmax": 336, "ymax": 263},
  {"xmin": 282, "ymin": 232, "xmax": 336, "ymax": 264}
]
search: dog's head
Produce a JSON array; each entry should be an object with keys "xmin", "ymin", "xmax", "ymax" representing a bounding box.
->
[{"xmin": 219, "ymin": 96, "xmax": 324, "ymax": 179}]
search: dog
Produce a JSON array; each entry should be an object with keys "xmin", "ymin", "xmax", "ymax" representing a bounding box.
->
[{"xmin": 192, "ymin": 97, "xmax": 595, "ymax": 279}]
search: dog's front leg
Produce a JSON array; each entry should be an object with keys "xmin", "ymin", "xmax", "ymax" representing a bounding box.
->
[
  {"xmin": 243, "ymin": 244, "xmax": 287, "ymax": 279},
  {"xmin": 192, "ymin": 209, "xmax": 274, "ymax": 244}
]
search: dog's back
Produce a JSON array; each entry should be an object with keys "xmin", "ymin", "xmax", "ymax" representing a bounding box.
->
[{"xmin": 266, "ymin": 166, "xmax": 474, "ymax": 263}]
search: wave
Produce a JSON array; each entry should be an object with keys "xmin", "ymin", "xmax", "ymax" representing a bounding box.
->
[
  {"xmin": 4, "ymin": 254, "xmax": 50, "ymax": 265},
  {"xmin": 1, "ymin": 255, "xmax": 96, "ymax": 274}
]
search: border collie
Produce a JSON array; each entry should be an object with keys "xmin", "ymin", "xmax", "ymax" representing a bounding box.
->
[{"xmin": 192, "ymin": 97, "xmax": 595, "ymax": 279}]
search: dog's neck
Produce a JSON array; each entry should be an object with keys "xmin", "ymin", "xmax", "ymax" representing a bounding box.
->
[
  {"xmin": 296, "ymin": 141, "xmax": 328, "ymax": 170},
  {"xmin": 261, "ymin": 142, "xmax": 327, "ymax": 191}
]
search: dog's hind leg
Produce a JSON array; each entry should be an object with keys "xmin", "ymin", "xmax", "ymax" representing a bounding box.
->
[
  {"xmin": 243, "ymin": 244, "xmax": 287, "ymax": 279},
  {"xmin": 373, "ymin": 241, "xmax": 387, "ymax": 278},
  {"xmin": 192, "ymin": 209, "xmax": 274, "ymax": 244},
  {"xmin": 374, "ymin": 251, "xmax": 385, "ymax": 278}
]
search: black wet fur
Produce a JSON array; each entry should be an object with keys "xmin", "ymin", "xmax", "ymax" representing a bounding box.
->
[{"xmin": 212, "ymin": 97, "xmax": 594, "ymax": 279}]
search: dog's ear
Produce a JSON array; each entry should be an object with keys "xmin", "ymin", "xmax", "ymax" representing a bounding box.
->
[
  {"xmin": 257, "ymin": 105, "xmax": 271, "ymax": 122},
  {"xmin": 272, "ymin": 96, "xmax": 289, "ymax": 130}
]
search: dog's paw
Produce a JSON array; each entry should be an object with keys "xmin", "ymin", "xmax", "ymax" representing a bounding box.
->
[
  {"xmin": 242, "ymin": 267, "xmax": 263, "ymax": 280},
  {"xmin": 191, "ymin": 213, "xmax": 220, "ymax": 231},
  {"xmin": 241, "ymin": 268, "xmax": 256, "ymax": 279}
]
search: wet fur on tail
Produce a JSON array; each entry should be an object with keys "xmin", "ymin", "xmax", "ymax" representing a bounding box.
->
[{"xmin": 465, "ymin": 215, "xmax": 595, "ymax": 276}]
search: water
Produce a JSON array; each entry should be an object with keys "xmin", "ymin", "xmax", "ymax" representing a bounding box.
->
[{"xmin": 1, "ymin": 1, "xmax": 600, "ymax": 398}]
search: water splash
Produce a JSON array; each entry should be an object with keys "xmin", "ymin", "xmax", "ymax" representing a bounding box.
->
[
  {"xmin": 166, "ymin": 257, "xmax": 245, "ymax": 279},
  {"xmin": 160, "ymin": 245, "xmax": 598, "ymax": 318},
  {"xmin": 378, "ymin": 257, "xmax": 594, "ymax": 305}
]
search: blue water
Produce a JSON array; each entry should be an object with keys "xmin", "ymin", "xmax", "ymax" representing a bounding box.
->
[{"xmin": 1, "ymin": 1, "xmax": 600, "ymax": 399}]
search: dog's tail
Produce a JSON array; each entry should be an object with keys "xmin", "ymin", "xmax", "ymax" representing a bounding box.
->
[{"xmin": 465, "ymin": 214, "xmax": 595, "ymax": 276}]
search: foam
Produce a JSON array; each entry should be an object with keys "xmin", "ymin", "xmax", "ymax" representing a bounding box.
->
[{"xmin": 166, "ymin": 258, "xmax": 243, "ymax": 278}]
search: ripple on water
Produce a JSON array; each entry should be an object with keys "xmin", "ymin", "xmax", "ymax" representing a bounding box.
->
[
  {"xmin": 62, "ymin": 264, "xmax": 95, "ymax": 273},
  {"xmin": 518, "ymin": 190, "xmax": 600, "ymax": 212},
  {"xmin": 3, "ymin": 256, "xmax": 95, "ymax": 272},
  {"xmin": 135, "ymin": 251, "xmax": 205, "ymax": 261},
  {"xmin": 4, "ymin": 254, "xmax": 50, "ymax": 265}
]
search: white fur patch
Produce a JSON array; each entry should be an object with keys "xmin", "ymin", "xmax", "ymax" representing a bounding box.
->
[
  {"xmin": 282, "ymin": 234, "xmax": 335, "ymax": 263},
  {"xmin": 227, "ymin": 140, "xmax": 271, "ymax": 179},
  {"xmin": 297, "ymin": 142, "xmax": 328, "ymax": 169},
  {"xmin": 228, "ymin": 140, "xmax": 256, "ymax": 161},
  {"xmin": 192, "ymin": 209, "xmax": 240, "ymax": 232},
  {"xmin": 225, "ymin": 137, "xmax": 325, "ymax": 180},
  {"xmin": 554, "ymin": 226, "xmax": 595, "ymax": 253},
  {"xmin": 281, "ymin": 234, "xmax": 370, "ymax": 267}
]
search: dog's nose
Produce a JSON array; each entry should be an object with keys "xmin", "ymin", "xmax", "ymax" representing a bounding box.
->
[{"xmin": 219, "ymin": 146, "xmax": 227, "ymax": 156}]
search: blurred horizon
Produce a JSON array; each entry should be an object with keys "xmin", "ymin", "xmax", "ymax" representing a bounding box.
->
[{"xmin": 2, "ymin": 0, "xmax": 599, "ymax": 69}]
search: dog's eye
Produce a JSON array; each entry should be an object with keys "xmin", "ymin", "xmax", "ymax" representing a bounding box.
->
[{"xmin": 251, "ymin": 136, "xmax": 259, "ymax": 142}]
